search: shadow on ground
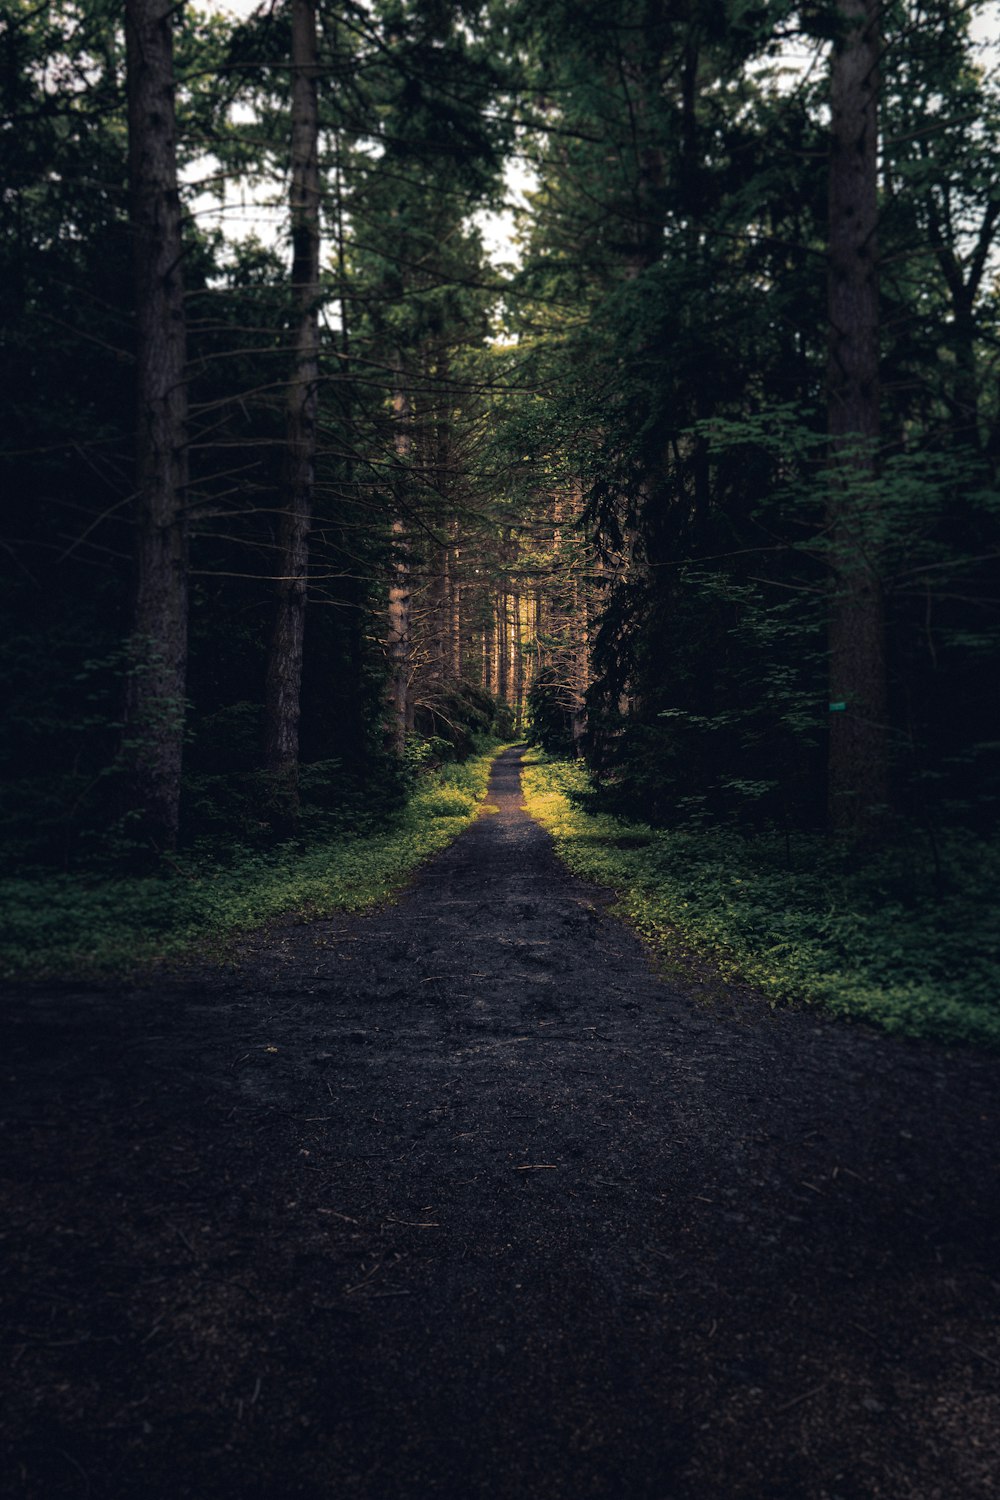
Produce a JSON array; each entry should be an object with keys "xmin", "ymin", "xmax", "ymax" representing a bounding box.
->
[{"xmin": 2, "ymin": 749, "xmax": 998, "ymax": 1498}]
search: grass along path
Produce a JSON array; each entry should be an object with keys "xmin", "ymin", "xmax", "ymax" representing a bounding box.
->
[
  {"xmin": 4, "ymin": 746, "xmax": 998, "ymax": 1499},
  {"xmin": 0, "ymin": 744, "xmax": 506, "ymax": 982},
  {"xmin": 520, "ymin": 752, "xmax": 1000, "ymax": 1049}
]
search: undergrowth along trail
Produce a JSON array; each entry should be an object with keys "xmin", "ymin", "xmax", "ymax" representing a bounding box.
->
[
  {"xmin": 520, "ymin": 752, "xmax": 1000, "ymax": 1049},
  {"xmin": 0, "ymin": 743, "xmax": 507, "ymax": 981},
  {"xmin": 4, "ymin": 748, "xmax": 999, "ymax": 1500},
  {"xmin": 8, "ymin": 741, "xmax": 996, "ymax": 1051}
]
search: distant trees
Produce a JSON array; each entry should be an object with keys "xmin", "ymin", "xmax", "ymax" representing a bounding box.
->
[
  {"xmin": 1, "ymin": 0, "xmax": 998, "ymax": 866},
  {"xmin": 1, "ymin": 0, "xmax": 514, "ymax": 862}
]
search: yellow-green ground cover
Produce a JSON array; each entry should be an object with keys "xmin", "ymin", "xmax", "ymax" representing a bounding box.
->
[
  {"xmin": 521, "ymin": 753, "xmax": 1000, "ymax": 1049},
  {"xmin": 0, "ymin": 746, "xmax": 504, "ymax": 981}
]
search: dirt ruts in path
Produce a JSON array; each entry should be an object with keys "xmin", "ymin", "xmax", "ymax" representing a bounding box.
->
[{"xmin": 2, "ymin": 747, "xmax": 999, "ymax": 1499}]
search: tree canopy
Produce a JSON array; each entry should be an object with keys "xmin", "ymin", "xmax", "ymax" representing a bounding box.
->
[{"xmin": 1, "ymin": 0, "xmax": 998, "ymax": 868}]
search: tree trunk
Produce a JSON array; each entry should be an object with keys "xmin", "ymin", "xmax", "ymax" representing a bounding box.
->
[
  {"xmin": 825, "ymin": 0, "xmax": 889, "ymax": 842},
  {"xmin": 621, "ymin": 0, "xmax": 666, "ymax": 282},
  {"xmin": 449, "ymin": 521, "xmax": 462, "ymax": 680},
  {"xmin": 514, "ymin": 593, "xmax": 525, "ymax": 729},
  {"xmin": 951, "ymin": 291, "xmax": 980, "ymax": 447},
  {"xmin": 923, "ymin": 190, "xmax": 999, "ymax": 450},
  {"xmin": 572, "ymin": 566, "xmax": 589, "ymax": 755},
  {"xmin": 123, "ymin": 0, "xmax": 189, "ymax": 852},
  {"xmin": 482, "ymin": 598, "xmax": 494, "ymax": 696},
  {"xmin": 496, "ymin": 593, "xmax": 508, "ymax": 704},
  {"xmin": 264, "ymin": 0, "xmax": 320, "ymax": 815},
  {"xmin": 386, "ymin": 358, "xmax": 412, "ymax": 755}
]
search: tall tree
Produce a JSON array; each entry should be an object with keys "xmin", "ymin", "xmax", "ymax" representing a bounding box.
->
[
  {"xmin": 825, "ymin": 0, "xmax": 888, "ymax": 839},
  {"xmin": 263, "ymin": 0, "xmax": 321, "ymax": 812},
  {"xmin": 881, "ymin": 2, "xmax": 1000, "ymax": 452},
  {"xmin": 386, "ymin": 357, "xmax": 414, "ymax": 755},
  {"xmin": 123, "ymin": 0, "xmax": 190, "ymax": 850},
  {"xmin": 339, "ymin": 0, "xmax": 506, "ymax": 752}
]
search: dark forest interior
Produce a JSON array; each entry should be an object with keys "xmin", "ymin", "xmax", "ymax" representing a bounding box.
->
[
  {"xmin": 4, "ymin": 0, "xmax": 1000, "ymax": 1040},
  {"xmin": 3, "ymin": 5, "xmax": 1000, "ymax": 1496}
]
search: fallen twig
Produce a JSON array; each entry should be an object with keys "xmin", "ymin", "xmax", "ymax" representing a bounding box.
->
[
  {"xmin": 164, "ymin": 1220, "xmax": 197, "ymax": 1257},
  {"xmin": 774, "ymin": 1382, "xmax": 829, "ymax": 1414},
  {"xmin": 954, "ymin": 1339, "xmax": 999, "ymax": 1369},
  {"xmin": 56, "ymin": 1447, "xmax": 92, "ymax": 1495},
  {"xmin": 344, "ymin": 1261, "xmax": 383, "ymax": 1295}
]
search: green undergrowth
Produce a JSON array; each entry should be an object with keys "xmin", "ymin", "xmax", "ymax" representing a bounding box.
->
[
  {"xmin": 521, "ymin": 753, "xmax": 1000, "ymax": 1049},
  {"xmin": 0, "ymin": 744, "xmax": 506, "ymax": 982}
]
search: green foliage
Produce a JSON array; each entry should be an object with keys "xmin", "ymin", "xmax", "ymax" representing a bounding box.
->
[
  {"xmin": 522, "ymin": 755, "xmax": 1000, "ymax": 1049},
  {"xmin": 5, "ymin": 0, "xmax": 1000, "ymax": 918},
  {"xmin": 414, "ymin": 785, "xmax": 477, "ymax": 818},
  {"xmin": 506, "ymin": 0, "xmax": 1000, "ymax": 847},
  {"xmin": 413, "ymin": 681, "xmax": 500, "ymax": 759},
  {"xmin": 492, "ymin": 700, "xmax": 518, "ymax": 740},
  {"xmin": 527, "ymin": 667, "xmax": 579, "ymax": 757},
  {"xmin": 0, "ymin": 0, "xmax": 509, "ymax": 876},
  {"xmin": 0, "ymin": 743, "xmax": 504, "ymax": 982}
]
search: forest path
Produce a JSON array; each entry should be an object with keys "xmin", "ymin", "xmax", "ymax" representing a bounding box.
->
[{"xmin": 3, "ymin": 748, "xmax": 998, "ymax": 1499}]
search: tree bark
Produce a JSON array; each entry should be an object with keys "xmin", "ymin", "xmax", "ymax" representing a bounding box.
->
[
  {"xmin": 482, "ymin": 587, "xmax": 495, "ymax": 697},
  {"xmin": 825, "ymin": 0, "xmax": 889, "ymax": 841},
  {"xmin": 386, "ymin": 358, "xmax": 412, "ymax": 755},
  {"xmin": 264, "ymin": 0, "xmax": 320, "ymax": 808},
  {"xmin": 572, "ymin": 562, "xmax": 589, "ymax": 755},
  {"xmin": 514, "ymin": 593, "xmax": 525, "ymax": 729},
  {"xmin": 123, "ymin": 0, "xmax": 189, "ymax": 851},
  {"xmin": 448, "ymin": 520, "xmax": 462, "ymax": 681},
  {"xmin": 620, "ymin": 0, "xmax": 666, "ymax": 282},
  {"xmin": 923, "ymin": 186, "xmax": 999, "ymax": 448},
  {"xmin": 498, "ymin": 593, "xmax": 511, "ymax": 705}
]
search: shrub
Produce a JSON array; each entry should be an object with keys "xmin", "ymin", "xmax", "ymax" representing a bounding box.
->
[{"xmin": 414, "ymin": 786, "xmax": 477, "ymax": 819}]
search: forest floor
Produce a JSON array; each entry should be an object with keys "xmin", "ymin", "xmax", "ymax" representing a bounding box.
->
[{"xmin": 2, "ymin": 747, "xmax": 998, "ymax": 1500}]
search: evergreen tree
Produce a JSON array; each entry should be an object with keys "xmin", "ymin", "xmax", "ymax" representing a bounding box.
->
[
  {"xmin": 122, "ymin": 0, "xmax": 191, "ymax": 852},
  {"xmin": 263, "ymin": 0, "xmax": 321, "ymax": 820},
  {"xmin": 824, "ymin": 0, "xmax": 887, "ymax": 841}
]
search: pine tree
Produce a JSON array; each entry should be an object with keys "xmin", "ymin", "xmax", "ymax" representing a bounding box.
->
[
  {"xmin": 123, "ymin": 0, "xmax": 191, "ymax": 851},
  {"xmin": 824, "ymin": 0, "xmax": 888, "ymax": 841},
  {"xmin": 263, "ymin": 0, "xmax": 321, "ymax": 820}
]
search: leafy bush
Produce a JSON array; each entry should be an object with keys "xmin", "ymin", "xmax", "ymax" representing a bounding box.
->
[
  {"xmin": 414, "ymin": 786, "xmax": 477, "ymax": 819},
  {"xmin": 413, "ymin": 680, "xmax": 500, "ymax": 758},
  {"xmin": 186, "ymin": 701, "xmax": 263, "ymax": 775},
  {"xmin": 587, "ymin": 568, "xmax": 826, "ymax": 833},
  {"xmin": 527, "ymin": 666, "xmax": 580, "ymax": 756}
]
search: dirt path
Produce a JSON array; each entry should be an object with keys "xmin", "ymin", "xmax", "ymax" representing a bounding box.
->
[{"xmin": 3, "ymin": 748, "xmax": 998, "ymax": 1498}]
